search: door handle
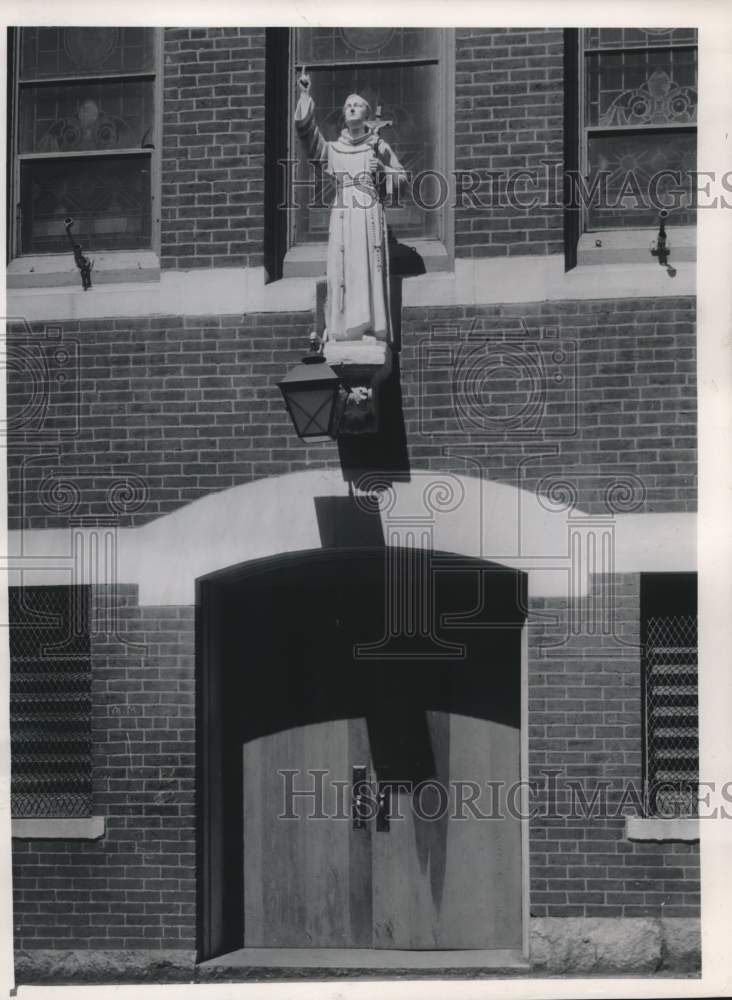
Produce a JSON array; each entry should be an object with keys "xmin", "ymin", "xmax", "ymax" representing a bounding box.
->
[
  {"xmin": 352, "ymin": 769, "xmax": 392, "ymax": 832},
  {"xmin": 352, "ymin": 765, "xmax": 369, "ymax": 830},
  {"xmin": 376, "ymin": 782, "xmax": 391, "ymax": 832}
]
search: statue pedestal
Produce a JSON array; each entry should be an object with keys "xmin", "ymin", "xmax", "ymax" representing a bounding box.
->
[{"xmin": 323, "ymin": 338, "xmax": 388, "ymax": 368}]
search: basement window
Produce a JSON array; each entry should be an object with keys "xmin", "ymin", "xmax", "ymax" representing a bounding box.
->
[
  {"xmin": 641, "ymin": 573, "xmax": 698, "ymax": 819},
  {"xmin": 9, "ymin": 586, "xmax": 93, "ymax": 819}
]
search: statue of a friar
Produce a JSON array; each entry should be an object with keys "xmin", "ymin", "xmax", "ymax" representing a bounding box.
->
[{"xmin": 295, "ymin": 70, "xmax": 407, "ymax": 344}]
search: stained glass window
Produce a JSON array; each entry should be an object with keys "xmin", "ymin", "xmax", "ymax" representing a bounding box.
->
[
  {"xmin": 12, "ymin": 27, "xmax": 158, "ymax": 256},
  {"xmin": 297, "ymin": 28, "xmax": 439, "ymax": 65},
  {"xmin": 587, "ymin": 132, "xmax": 696, "ymax": 229},
  {"xmin": 19, "ymin": 80, "xmax": 154, "ymax": 154},
  {"xmin": 291, "ymin": 28, "xmax": 445, "ymax": 247},
  {"xmin": 584, "ymin": 28, "xmax": 697, "ymax": 50},
  {"xmin": 581, "ymin": 28, "xmax": 697, "ymax": 231},
  {"xmin": 20, "ymin": 155, "xmax": 152, "ymax": 254}
]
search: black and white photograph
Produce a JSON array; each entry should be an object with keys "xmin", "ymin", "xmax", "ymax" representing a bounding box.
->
[{"xmin": 1, "ymin": 5, "xmax": 731, "ymax": 995}]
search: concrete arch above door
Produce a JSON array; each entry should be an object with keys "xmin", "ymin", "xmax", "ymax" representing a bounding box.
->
[{"xmin": 7, "ymin": 469, "xmax": 695, "ymax": 605}]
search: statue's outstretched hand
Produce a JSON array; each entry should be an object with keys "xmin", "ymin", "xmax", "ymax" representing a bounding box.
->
[{"xmin": 298, "ymin": 68, "xmax": 311, "ymax": 93}]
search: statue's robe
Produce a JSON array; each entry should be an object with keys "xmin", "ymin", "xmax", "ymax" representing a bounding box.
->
[{"xmin": 295, "ymin": 94, "xmax": 404, "ymax": 343}]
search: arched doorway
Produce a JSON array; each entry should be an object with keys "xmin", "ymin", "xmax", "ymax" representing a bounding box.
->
[{"xmin": 197, "ymin": 548, "xmax": 526, "ymax": 962}]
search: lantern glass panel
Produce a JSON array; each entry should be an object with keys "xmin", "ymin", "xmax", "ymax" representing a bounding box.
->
[{"xmin": 283, "ymin": 385, "xmax": 339, "ymax": 439}]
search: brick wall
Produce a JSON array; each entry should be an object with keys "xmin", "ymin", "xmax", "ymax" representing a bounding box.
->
[
  {"xmin": 7, "ymin": 311, "xmax": 332, "ymax": 530},
  {"xmin": 454, "ymin": 28, "xmax": 565, "ymax": 258},
  {"xmin": 528, "ymin": 575, "xmax": 700, "ymax": 918},
  {"xmin": 12, "ymin": 589, "xmax": 196, "ymax": 951},
  {"xmin": 7, "ymin": 296, "xmax": 696, "ymax": 530},
  {"xmin": 161, "ymin": 28, "xmax": 265, "ymax": 269},
  {"xmin": 400, "ymin": 296, "xmax": 697, "ymax": 513},
  {"xmin": 158, "ymin": 27, "xmax": 564, "ymax": 269}
]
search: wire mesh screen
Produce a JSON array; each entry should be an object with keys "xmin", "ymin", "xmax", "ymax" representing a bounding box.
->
[
  {"xmin": 644, "ymin": 614, "xmax": 698, "ymax": 817},
  {"xmin": 9, "ymin": 586, "xmax": 92, "ymax": 818}
]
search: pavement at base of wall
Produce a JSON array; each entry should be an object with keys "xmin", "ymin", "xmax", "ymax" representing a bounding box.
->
[{"xmin": 13, "ymin": 919, "xmax": 701, "ymax": 984}]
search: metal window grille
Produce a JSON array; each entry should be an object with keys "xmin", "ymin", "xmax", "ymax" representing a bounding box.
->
[
  {"xmin": 644, "ymin": 614, "xmax": 698, "ymax": 817},
  {"xmin": 9, "ymin": 586, "xmax": 92, "ymax": 818}
]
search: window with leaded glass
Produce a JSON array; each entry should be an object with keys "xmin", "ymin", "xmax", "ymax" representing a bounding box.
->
[
  {"xmin": 9, "ymin": 27, "xmax": 159, "ymax": 257},
  {"xmin": 580, "ymin": 28, "xmax": 697, "ymax": 231},
  {"xmin": 279, "ymin": 28, "xmax": 453, "ymax": 276}
]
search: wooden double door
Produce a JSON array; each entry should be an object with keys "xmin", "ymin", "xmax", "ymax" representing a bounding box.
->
[{"xmin": 199, "ymin": 549, "xmax": 525, "ymax": 958}]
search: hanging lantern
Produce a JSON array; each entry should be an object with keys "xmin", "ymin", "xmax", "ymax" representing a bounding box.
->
[{"xmin": 277, "ymin": 335, "xmax": 345, "ymax": 442}]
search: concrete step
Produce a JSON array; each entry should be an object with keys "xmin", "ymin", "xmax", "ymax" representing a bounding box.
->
[{"xmin": 197, "ymin": 947, "xmax": 530, "ymax": 980}]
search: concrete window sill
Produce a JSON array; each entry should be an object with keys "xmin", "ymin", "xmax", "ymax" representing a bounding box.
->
[
  {"xmin": 576, "ymin": 226, "xmax": 696, "ymax": 267},
  {"xmin": 7, "ymin": 251, "xmax": 160, "ymax": 289},
  {"xmin": 11, "ymin": 816, "xmax": 105, "ymax": 840},
  {"xmin": 283, "ymin": 238, "xmax": 451, "ymax": 278},
  {"xmin": 625, "ymin": 816, "xmax": 699, "ymax": 842}
]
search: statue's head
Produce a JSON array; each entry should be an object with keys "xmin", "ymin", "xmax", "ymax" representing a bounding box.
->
[{"xmin": 342, "ymin": 93, "xmax": 371, "ymax": 126}]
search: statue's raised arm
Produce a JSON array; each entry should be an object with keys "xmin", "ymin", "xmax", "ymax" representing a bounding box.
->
[{"xmin": 294, "ymin": 68, "xmax": 329, "ymax": 167}]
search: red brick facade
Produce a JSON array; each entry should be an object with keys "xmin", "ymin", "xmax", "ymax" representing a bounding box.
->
[
  {"xmin": 156, "ymin": 27, "xmax": 567, "ymax": 270},
  {"xmin": 11, "ymin": 578, "xmax": 699, "ymax": 954},
  {"xmin": 7, "ymin": 296, "xmax": 695, "ymax": 530},
  {"xmin": 12, "ymin": 590, "xmax": 196, "ymax": 952},
  {"xmin": 529, "ymin": 577, "xmax": 699, "ymax": 919},
  {"xmin": 454, "ymin": 28, "xmax": 564, "ymax": 257},
  {"xmin": 7, "ymin": 24, "xmax": 699, "ymax": 977},
  {"xmin": 161, "ymin": 28, "xmax": 266, "ymax": 270}
]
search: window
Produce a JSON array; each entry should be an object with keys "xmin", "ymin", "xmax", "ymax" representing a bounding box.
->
[
  {"xmin": 565, "ymin": 28, "xmax": 697, "ymax": 266},
  {"xmin": 641, "ymin": 573, "xmax": 698, "ymax": 818},
  {"xmin": 9, "ymin": 586, "xmax": 92, "ymax": 819},
  {"xmin": 8, "ymin": 27, "xmax": 160, "ymax": 261},
  {"xmin": 266, "ymin": 27, "xmax": 454, "ymax": 280}
]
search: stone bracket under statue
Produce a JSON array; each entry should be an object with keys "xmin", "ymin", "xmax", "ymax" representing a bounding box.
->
[{"xmin": 315, "ymin": 242, "xmax": 424, "ymax": 436}]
